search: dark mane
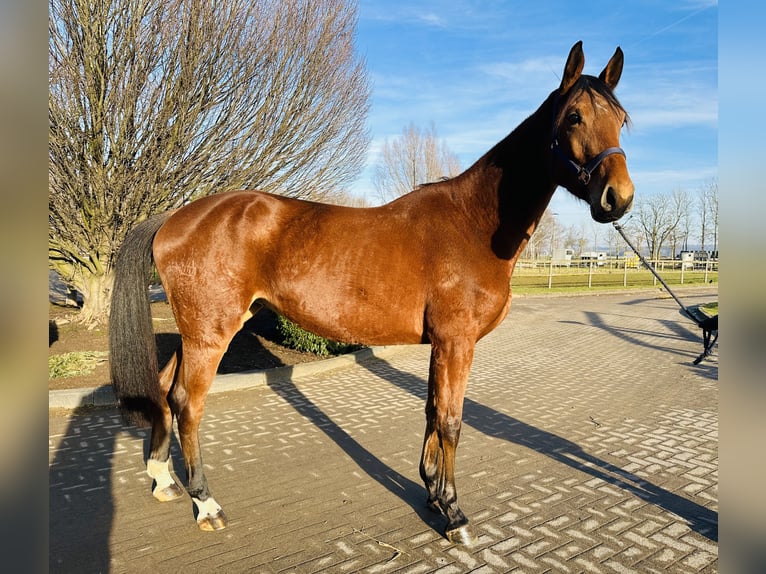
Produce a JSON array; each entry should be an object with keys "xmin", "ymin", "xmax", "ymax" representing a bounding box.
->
[{"xmin": 554, "ymin": 75, "xmax": 631, "ymax": 131}]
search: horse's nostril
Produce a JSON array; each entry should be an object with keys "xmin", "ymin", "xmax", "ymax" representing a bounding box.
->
[{"xmin": 602, "ymin": 187, "xmax": 617, "ymax": 212}]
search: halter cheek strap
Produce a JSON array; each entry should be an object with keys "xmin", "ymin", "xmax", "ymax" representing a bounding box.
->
[{"xmin": 551, "ymin": 139, "xmax": 625, "ymax": 186}]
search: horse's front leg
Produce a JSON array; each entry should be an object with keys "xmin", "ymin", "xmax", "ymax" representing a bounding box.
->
[{"xmin": 419, "ymin": 337, "xmax": 477, "ymax": 545}]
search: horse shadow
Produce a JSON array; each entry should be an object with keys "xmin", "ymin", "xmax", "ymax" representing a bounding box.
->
[
  {"xmin": 48, "ymin": 327, "xmax": 287, "ymax": 572},
  {"xmin": 261, "ymin": 348, "xmax": 716, "ymax": 543},
  {"xmin": 264, "ymin": 372, "xmax": 445, "ymax": 534},
  {"xmin": 49, "ymin": 397, "xmax": 172, "ymax": 573},
  {"xmin": 559, "ymin": 313, "xmax": 699, "ymax": 358},
  {"xmin": 358, "ymin": 357, "xmax": 718, "ymax": 542},
  {"xmin": 559, "ymin": 304, "xmax": 717, "ymax": 381}
]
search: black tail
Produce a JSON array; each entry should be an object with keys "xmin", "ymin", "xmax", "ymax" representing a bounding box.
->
[{"xmin": 109, "ymin": 213, "xmax": 172, "ymax": 427}]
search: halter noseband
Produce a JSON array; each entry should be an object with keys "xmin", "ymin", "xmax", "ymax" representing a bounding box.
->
[{"xmin": 551, "ymin": 139, "xmax": 625, "ymax": 186}]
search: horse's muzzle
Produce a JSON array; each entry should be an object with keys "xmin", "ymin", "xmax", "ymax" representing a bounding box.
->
[{"xmin": 590, "ymin": 184, "xmax": 634, "ymax": 223}]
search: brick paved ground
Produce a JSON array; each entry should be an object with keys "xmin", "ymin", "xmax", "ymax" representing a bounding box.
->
[{"xmin": 49, "ymin": 288, "xmax": 718, "ymax": 573}]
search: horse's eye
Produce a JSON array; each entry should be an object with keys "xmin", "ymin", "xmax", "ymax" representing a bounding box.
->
[{"xmin": 567, "ymin": 111, "xmax": 582, "ymax": 125}]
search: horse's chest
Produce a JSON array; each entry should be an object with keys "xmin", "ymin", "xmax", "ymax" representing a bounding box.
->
[{"xmin": 432, "ymin": 265, "xmax": 510, "ymax": 318}]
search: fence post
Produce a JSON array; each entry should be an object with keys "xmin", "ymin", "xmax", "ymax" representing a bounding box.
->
[
  {"xmin": 623, "ymin": 258, "xmax": 628, "ymax": 287},
  {"xmin": 588, "ymin": 261, "xmax": 593, "ymax": 288},
  {"xmin": 547, "ymin": 259, "xmax": 553, "ymax": 289}
]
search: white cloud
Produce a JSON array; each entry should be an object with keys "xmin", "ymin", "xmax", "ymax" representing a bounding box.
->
[
  {"xmin": 624, "ymin": 88, "xmax": 717, "ymax": 130},
  {"xmin": 480, "ymin": 57, "xmax": 564, "ymax": 83},
  {"xmin": 417, "ymin": 12, "xmax": 447, "ymax": 27},
  {"xmin": 631, "ymin": 167, "xmax": 718, "ymax": 188}
]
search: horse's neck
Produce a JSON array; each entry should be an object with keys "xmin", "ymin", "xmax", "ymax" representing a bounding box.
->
[{"xmin": 467, "ymin": 95, "xmax": 558, "ymax": 262}]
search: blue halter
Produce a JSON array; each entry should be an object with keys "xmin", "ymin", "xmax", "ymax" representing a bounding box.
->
[{"xmin": 551, "ymin": 139, "xmax": 625, "ymax": 186}]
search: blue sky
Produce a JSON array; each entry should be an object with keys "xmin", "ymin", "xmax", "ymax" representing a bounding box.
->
[{"xmin": 350, "ymin": 0, "xmax": 718, "ymax": 232}]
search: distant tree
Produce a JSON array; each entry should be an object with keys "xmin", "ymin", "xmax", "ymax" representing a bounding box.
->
[
  {"xmin": 620, "ymin": 220, "xmax": 648, "ymax": 256},
  {"xmin": 668, "ymin": 188, "xmax": 691, "ymax": 257},
  {"xmin": 49, "ymin": 0, "xmax": 370, "ymax": 325},
  {"xmin": 696, "ymin": 178, "xmax": 718, "ymax": 252},
  {"xmin": 702, "ymin": 178, "xmax": 719, "ymax": 252},
  {"xmin": 573, "ymin": 224, "xmax": 588, "ymax": 256},
  {"xmin": 373, "ymin": 122, "xmax": 461, "ymax": 203},
  {"xmin": 521, "ymin": 209, "xmax": 560, "ymax": 258},
  {"xmin": 587, "ymin": 220, "xmax": 602, "ymax": 252},
  {"xmin": 327, "ymin": 190, "xmax": 370, "ymax": 208},
  {"xmin": 561, "ymin": 225, "xmax": 583, "ymax": 255},
  {"xmin": 674, "ymin": 190, "xmax": 693, "ymax": 255},
  {"xmin": 632, "ymin": 191, "xmax": 683, "ymax": 259},
  {"xmin": 605, "ymin": 225, "xmax": 620, "ymax": 257}
]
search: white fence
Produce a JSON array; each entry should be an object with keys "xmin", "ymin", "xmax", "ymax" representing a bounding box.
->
[{"xmin": 513, "ymin": 257, "xmax": 719, "ymax": 289}]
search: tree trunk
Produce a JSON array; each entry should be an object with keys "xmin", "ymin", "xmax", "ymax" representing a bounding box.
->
[{"xmin": 75, "ymin": 271, "xmax": 114, "ymax": 328}]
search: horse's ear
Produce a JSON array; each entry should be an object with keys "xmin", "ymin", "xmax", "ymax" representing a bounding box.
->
[
  {"xmin": 560, "ymin": 41, "xmax": 585, "ymax": 93},
  {"xmin": 599, "ymin": 47, "xmax": 624, "ymax": 90}
]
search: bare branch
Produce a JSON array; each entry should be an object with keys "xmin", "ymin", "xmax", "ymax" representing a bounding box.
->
[
  {"xmin": 49, "ymin": 0, "xmax": 370, "ymax": 323},
  {"xmin": 373, "ymin": 122, "xmax": 461, "ymax": 203}
]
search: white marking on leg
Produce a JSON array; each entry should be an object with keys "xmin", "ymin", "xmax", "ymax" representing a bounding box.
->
[
  {"xmin": 193, "ymin": 496, "xmax": 223, "ymax": 521},
  {"xmin": 147, "ymin": 459, "xmax": 176, "ymax": 492}
]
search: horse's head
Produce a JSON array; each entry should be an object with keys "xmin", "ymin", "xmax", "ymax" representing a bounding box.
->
[{"xmin": 551, "ymin": 41, "xmax": 634, "ymax": 223}]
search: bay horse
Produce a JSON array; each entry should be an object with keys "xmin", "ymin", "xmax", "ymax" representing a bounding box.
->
[{"xmin": 110, "ymin": 41, "xmax": 633, "ymax": 544}]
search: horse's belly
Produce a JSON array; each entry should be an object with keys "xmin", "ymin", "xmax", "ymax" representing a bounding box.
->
[
  {"xmin": 272, "ymin": 298, "xmax": 425, "ymax": 346},
  {"xmin": 263, "ymin": 280, "xmax": 426, "ymax": 346}
]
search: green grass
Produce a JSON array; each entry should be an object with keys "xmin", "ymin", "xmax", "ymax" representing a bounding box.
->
[
  {"xmin": 700, "ymin": 302, "xmax": 718, "ymax": 316},
  {"xmin": 49, "ymin": 351, "xmax": 108, "ymax": 379},
  {"xmin": 511, "ymin": 267, "xmax": 718, "ymax": 296}
]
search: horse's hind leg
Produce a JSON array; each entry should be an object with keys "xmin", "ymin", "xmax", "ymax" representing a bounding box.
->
[
  {"xmin": 171, "ymin": 341, "xmax": 230, "ymax": 531},
  {"xmin": 419, "ymin": 337, "xmax": 478, "ymax": 545},
  {"xmin": 146, "ymin": 349, "xmax": 184, "ymax": 502}
]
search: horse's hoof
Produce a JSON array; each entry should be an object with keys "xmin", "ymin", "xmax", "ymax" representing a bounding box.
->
[
  {"xmin": 193, "ymin": 496, "xmax": 227, "ymax": 531},
  {"xmin": 197, "ymin": 510, "xmax": 228, "ymax": 532},
  {"xmin": 446, "ymin": 524, "xmax": 478, "ymax": 546},
  {"xmin": 147, "ymin": 460, "xmax": 183, "ymax": 502},
  {"xmin": 152, "ymin": 482, "xmax": 184, "ymax": 502}
]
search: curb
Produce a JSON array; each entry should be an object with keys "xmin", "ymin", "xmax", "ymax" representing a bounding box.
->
[{"xmin": 49, "ymin": 345, "xmax": 406, "ymax": 410}]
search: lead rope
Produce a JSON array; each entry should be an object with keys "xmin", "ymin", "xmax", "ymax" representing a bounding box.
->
[
  {"xmin": 612, "ymin": 221, "xmax": 718, "ymax": 364},
  {"xmin": 611, "ymin": 221, "xmax": 691, "ymax": 316}
]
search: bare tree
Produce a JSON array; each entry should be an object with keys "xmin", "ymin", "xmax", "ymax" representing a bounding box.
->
[
  {"xmin": 668, "ymin": 188, "xmax": 691, "ymax": 258},
  {"xmin": 571, "ymin": 224, "xmax": 588, "ymax": 256},
  {"xmin": 49, "ymin": 0, "xmax": 371, "ymax": 324},
  {"xmin": 587, "ymin": 220, "xmax": 602, "ymax": 252},
  {"xmin": 605, "ymin": 225, "xmax": 620, "ymax": 257},
  {"xmin": 675, "ymin": 190, "xmax": 693, "ymax": 254},
  {"xmin": 696, "ymin": 186, "xmax": 708, "ymax": 251},
  {"xmin": 373, "ymin": 122, "xmax": 461, "ymax": 203},
  {"xmin": 632, "ymin": 191, "xmax": 683, "ymax": 260},
  {"xmin": 703, "ymin": 178, "xmax": 719, "ymax": 253},
  {"xmin": 327, "ymin": 190, "xmax": 370, "ymax": 208},
  {"xmin": 521, "ymin": 209, "xmax": 560, "ymax": 258},
  {"xmin": 561, "ymin": 225, "xmax": 582, "ymax": 254},
  {"xmin": 620, "ymin": 220, "xmax": 648, "ymax": 256}
]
